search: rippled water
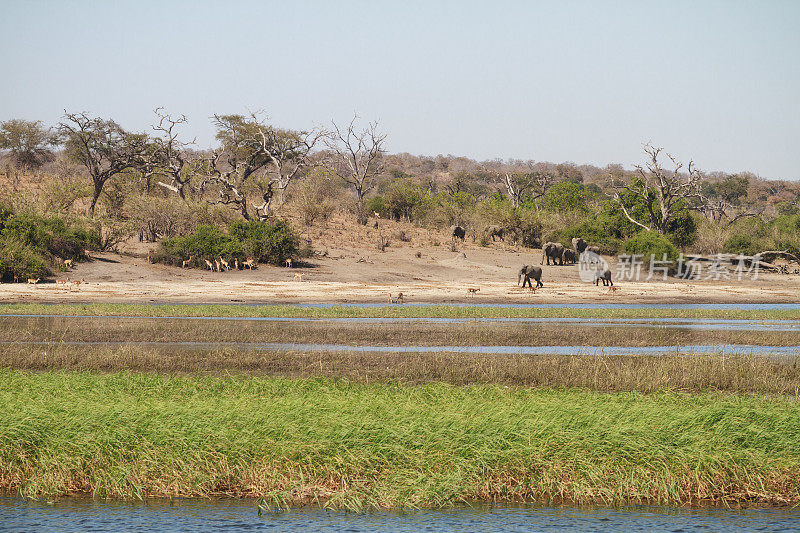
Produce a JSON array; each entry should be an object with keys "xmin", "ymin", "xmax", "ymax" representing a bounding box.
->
[
  {"xmin": 3, "ymin": 339, "xmax": 798, "ymax": 357},
  {"xmin": 2, "ymin": 498, "xmax": 799, "ymax": 533}
]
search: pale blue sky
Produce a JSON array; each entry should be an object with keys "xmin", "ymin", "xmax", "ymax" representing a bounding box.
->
[{"xmin": 1, "ymin": 0, "xmax": 799, "ymax": 179}]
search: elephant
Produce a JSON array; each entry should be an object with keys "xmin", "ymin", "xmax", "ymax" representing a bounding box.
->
[
  {"xmin": 486, "ymin": 225, "xmax": 505, "ymax": 242},
  {"xmin": 450, "ymin": 225, "xmax": 466, "ymax": 241},
  {"xmin": 586, "ymin": 245, "xmax": 601, "ymax": 255},
  {"xmin": 594, "ymin": 268, "xmax": 613, "ymax": 286},
  {"xmin": 571, "ymin": 237, "xmax": 587, "ymax": 253},
  {"xmin": 541, "ymin": 242, "xmax": 564, "ymax": 265},
  {"xmin": 518, "ymin": 265, "xmax": 544, "ymax": 289},
  {"xmin": 561, "ymin": 248, "xmax": 578, "ymax": 264}
]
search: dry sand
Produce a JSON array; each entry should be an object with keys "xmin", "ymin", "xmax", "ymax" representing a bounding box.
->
[{"xmin": 2, "ymin": 229, "xmax": 798, "ymax": 305}]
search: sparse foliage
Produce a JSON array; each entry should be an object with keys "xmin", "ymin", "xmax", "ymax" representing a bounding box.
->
[{"xmin": 325, "ymin": 116, "xmax": 386, "ymax": 224}]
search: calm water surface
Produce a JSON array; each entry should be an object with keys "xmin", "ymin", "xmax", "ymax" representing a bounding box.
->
[{"xmin": 2, "ymin": 498, "xmax": 799, "ymax": 533}]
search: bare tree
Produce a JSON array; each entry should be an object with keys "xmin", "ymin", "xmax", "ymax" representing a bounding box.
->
[
  {"xmin": 59, "ymin": 112, "xmax": 147, "ymax": 217},
  {"xmin": 151, "ymin": 108, "xmax": 197, "ymax": 200},
  {"xmin": 610, "ymin": 143, "xmax": 704, "ymax": 234},
  {"xmin": 325, "ymin": 116, "xmax": 386, "ymax": 224}
]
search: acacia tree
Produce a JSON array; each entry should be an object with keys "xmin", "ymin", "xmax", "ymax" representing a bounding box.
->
[
  {"xmin": 262, "ymin": 127, "xmax": 323, "ymax": 210},
  {"xmin": 324, "ymin": 116, "xmax": 386, "ymax": 225},
  {"xmin": 610, "ymin": 143, "xmax": 703, "ymax": 234},
  {"xmin": 58, "ymin": 112, "xmax": 147, "ymax": 217},
  {"xmin": 0, "ymin": 119, "xmax": 58, "ymax": 169},
  {"xmin": 202, "ymin": 113, "xmax": 321, "ymax": 220}
]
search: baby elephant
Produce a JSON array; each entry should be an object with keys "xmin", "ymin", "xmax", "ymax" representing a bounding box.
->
[
  {"xmin": 561, "ymin": 248, "xmax": 578, "ymax": 264},
  {"xmin": 518, "ymin": 265, "xmax": 544, "ymax": 289},
  {"xmin": 486, "ymin": 225, "xmax": 504, "ymax": 242},
  {"xmin": 594, "ymin": 268, "xmax": 613, "ymax": 286}
]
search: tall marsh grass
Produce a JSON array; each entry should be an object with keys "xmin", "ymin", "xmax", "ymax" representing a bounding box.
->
[{"xmin": 1, "ymin": 370, "xmax": 798, "ymax": 508}]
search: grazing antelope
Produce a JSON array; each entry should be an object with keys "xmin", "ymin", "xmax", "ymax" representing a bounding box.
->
[
  {"xmin": 285, "ymin": 258, "xmax": 292, "ymax": 268},
  {"xmin": 388, "ymin": 292, "xmax": 404, "ymax": 304},
  {"xmin": 63, "ymin": 259, "xmax": 73, "ymax": 269},
  {"xmin": 220, "ymin": 257, "xmax": 230, "ymax": 271},
  {"xmin": 466, "ymin": 287, "xmax": 480, "ymax": 297},
  {"xmin": 56, "ymin": 278, "xmax": 69, "ymax": 285},
  {"xmin": 71, "ymin": 279, "xmax": 84, "ymax": 290},
  {"xmin": 204, "ymin": 259, "xmax": 215, "ymax": 271},
  {"xmin": 294, "ymin": 273, "xmax": 304, "ymax": 282},
  {"xmin": 27, "ymin": 278, "xmax": 40, "ymax": 285},
  {"xmin": 182, "ymin": 256, "xmax": 193, "ymax": 268},
  {"xmin": 214, "ymin": 259, "xmax": 222, "ymax": 272},
  {"xmin": 243, "ymin": 257, "xmax": 256, "ymax": 270}
]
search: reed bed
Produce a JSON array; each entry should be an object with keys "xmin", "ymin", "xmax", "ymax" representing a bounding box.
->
[
  {"xmin": 0, "ymin": 370, "xmax": 798, "ymax": 509},
  {"xmin": 2, "ymin": 345, "xmax": 799, "ymax": 394},
  {"xmin": 3, "ymin": 316, "xmax": 800, "ymax": 348}
]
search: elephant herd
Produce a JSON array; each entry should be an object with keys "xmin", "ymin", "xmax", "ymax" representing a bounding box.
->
[{"xmin": 448, "ymin": 225, "xmax": 613, "ymax": 290}]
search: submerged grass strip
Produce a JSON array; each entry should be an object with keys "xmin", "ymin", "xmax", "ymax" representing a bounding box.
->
[
  {"xmin": 5, "ymin": 316, "xmax": 800, "ymax": 348},
  {"xmin": 1, "ymin": 370, "xmax": 799, "ymax": 508},
  {"xmin": 2, "ymin": 302, "xmax": 800, "ymax": 320}
]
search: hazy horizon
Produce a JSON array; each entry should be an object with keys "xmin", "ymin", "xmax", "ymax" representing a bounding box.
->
[{"xmin": 1, "ymin": 0, "xmax": 798, "ymax": 179}]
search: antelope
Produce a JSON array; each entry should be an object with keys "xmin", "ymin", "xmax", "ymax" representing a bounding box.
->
[
  {"xmin": 204, "ymin": 259, "xmax": 215, "ymax": 271},
  {"xmin": 56, "ymin": 278, "xmax": 69, "ymax": 285},
  {"xmin": 182, "ymin": 256, "xmax": 193, "ymax": 268},
  {"xmin": 214, "ymin": 259, "xmax": 222, "ymax": 272},
  {"xmin": 27, "ymin": 278, "xmax": 40, "ymax": 285},
  {"xmin": 285, "ymin": 258, "xmax": 292, "ymax": 268},
  {"xmin": 71, "ymin": 279, "xmax": 84, "ymax": 290},
  {"xmin": 243, "ymin": 257, "xmax": 256, "ymax": 270},
  {"xmin": 63, "ymin": 259, "xmax": 73, "ymax": 269},
  {"xmin": 220, "ymin": 257, "xmax": 230, "ymax": 271},
  {"xmin": 467, "ymin": 287, "xmax": 480, "ymax": 296},
  {"xmin": 388, "ymin": 292, "xmax": 404, "ymax": 304},
  {"xmin": 235, "ymin": 258, "xmax": 239, "ymax": 270},
  {"xmin": 294, "ymin": 273, "xmax": 304, "ymax": 282}
]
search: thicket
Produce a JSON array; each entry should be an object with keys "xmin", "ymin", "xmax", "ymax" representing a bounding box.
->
[
  {"xmin": 0, "ymin": 204, "xmax": 99, "ymax": 281},
  {"xmin": 152, "ymin": 219, "xmax": 304, "ymax": 267}
]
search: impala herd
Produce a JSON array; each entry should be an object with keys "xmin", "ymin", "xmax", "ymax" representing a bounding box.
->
[{"xmin": 196, "ymin": 256, "xmax": 259, "ymax": 272}]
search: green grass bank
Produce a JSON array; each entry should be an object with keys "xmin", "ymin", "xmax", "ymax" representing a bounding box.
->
[
  {"xmin": 1, "ymin": 370, "xmax": 799, "ymax": 509},
  {"xmin": 2, "ymin": 302, "xmax": 800, "ymax": 320}
]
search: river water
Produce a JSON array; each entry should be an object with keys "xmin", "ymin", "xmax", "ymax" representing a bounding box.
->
[{"xmin": 2, "ymin": 498, "xmax": 799, "ymax": 532}]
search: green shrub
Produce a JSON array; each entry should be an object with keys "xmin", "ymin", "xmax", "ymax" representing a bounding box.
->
[
  {"xmin": 0, "ymin": 237, "xmax": 50, "ymax": 282},
  {"xmin": 666, "ymin": 209, "xmax": 698, "ymax": 248},
  {"xmin": 155, "ymin": 219, "xmax": 302, "ymax": 267},
  {"xmin": 723, "ymin": 234, "xmax": 758, "ymax": 255},
  {"xmin": 559, "ymin": 213, "xmax": 625, "ymax": 255},
  {"xmin": 541, "ymin": 181, "xmax": 588, "ymax": 213},
  {"xmin": 622, "ymin": 231, "xmax": 679, "ymax": 272},
  {"xmin": 365, "ymin": 196, "xmax": 388, "ymax": 219},
  {"xmin": 0, "ymin": 206, "xmax": 99, "ymax": 281}
]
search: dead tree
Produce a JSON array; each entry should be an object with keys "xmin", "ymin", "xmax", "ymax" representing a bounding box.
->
[
  {"xmin": 151, "ymin": 108, "xmax": 197, "ymax": 200},
  {"xmin": 611, "ymin": 143, "xmax": 704, "ymax": 234},
  {"xmin": 325, "ymin": 116, "xmax": 386, "ymax": 225}
]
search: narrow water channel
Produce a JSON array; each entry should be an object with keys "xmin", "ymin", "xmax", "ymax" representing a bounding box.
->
[{"xmin": 2, "ymin": 498, "xmax": 798, "ymax": 532}]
